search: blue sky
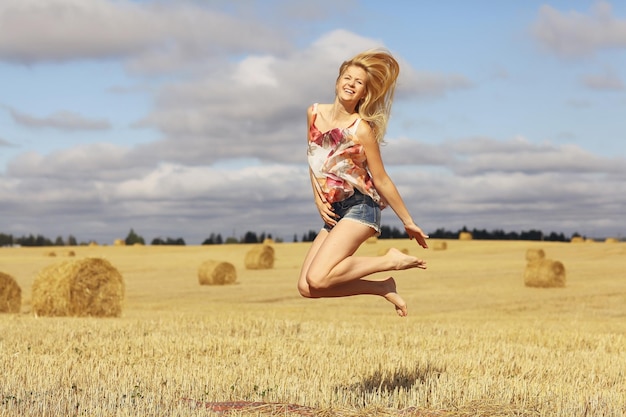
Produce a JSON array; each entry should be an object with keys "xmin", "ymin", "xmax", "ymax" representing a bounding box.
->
[{"xmin": 1, "ymin": 0, "xmax": 625, "ymax": 244}]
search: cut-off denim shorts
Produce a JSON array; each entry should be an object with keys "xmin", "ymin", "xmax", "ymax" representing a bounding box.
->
[{"xmin": 323, "ymin": 189, "xmax": 381, "ymax": 235}]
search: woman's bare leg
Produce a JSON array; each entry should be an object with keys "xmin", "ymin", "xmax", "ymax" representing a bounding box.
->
[
  {"xmin": 297, "ymin": 221, "xmax": 426, "ymax": 316},
  {"xmin": 305, "ymin": 220, "xmax": 426, "ymax": 289}
]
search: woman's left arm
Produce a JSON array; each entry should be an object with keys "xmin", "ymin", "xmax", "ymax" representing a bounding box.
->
[{"xmin": 358, "ymin": 124, "xmax": 429, "ymax": 249}]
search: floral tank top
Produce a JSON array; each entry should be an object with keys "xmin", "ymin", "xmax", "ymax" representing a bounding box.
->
[{"xmin": 307, "ymin": 103, "xmax": 381, "ymax": 205}]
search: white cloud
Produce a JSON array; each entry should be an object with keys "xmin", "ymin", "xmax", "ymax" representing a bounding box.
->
[
  {"xmin": 532, "ymin": 1, "xmax": 626, "ymax": 58},
  {"xmin": 7, "ymin": 107, "xmax": 111, "ymax": 131},
  {"xmin": 6, "ymin": 143, "xmax": 140, "ymax": 181},
  {"xmin": 580, "ymin": 67, "xmax": 625, "ymax": 90},
  {"xmin": 0, "ymin": 0, "xmax": 290, "ymax": 69},
  {"xmin": 0, "ymin": 137, "xmax": 15, "ymax": 147}
]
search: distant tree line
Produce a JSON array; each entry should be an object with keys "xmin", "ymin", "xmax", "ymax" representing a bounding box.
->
[
  {"xmin": 0, "ymin": 226, "xmax": 596, "ymax": 247},
  {"xmin": 1, "ymin": 233, "xmax": 79, "ymax": 247},
  {"xmin": 429, "ymin": 226, "xmax": 575, "ymax": 242}
]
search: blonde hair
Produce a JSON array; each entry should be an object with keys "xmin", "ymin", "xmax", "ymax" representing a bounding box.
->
[{"xmin": 337, "ymin": 48, "xmax": 399, "ymax": 143}]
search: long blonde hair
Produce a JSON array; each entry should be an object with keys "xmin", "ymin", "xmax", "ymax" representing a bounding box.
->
[{"xmin": 337, "ymin": 49, "xmax": 399, "ymax": 143}]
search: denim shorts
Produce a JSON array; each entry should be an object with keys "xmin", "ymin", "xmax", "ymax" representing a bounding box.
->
[{"xmin": 323, "ymin": 189, "xmax": 381, "ymax": 235}]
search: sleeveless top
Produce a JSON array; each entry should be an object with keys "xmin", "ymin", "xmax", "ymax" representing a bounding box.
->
[{"xmin": 307, "ymin": 103, "xmax": 382, "ymax": 205}]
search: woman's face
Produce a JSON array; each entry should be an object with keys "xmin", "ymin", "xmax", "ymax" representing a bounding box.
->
[{"xmin": 336, "ymin": 65, "xmax": 367, "ymax": 104}]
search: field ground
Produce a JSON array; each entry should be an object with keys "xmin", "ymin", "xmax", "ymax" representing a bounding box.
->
[{"xmin": 1, "ymin": 239, "xmax": 625, "ymax": 416}]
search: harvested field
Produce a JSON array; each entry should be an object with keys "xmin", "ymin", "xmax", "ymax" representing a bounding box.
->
[{"xmin": 1, "ymin": 239, "xmax": 625, "ymax": 416}]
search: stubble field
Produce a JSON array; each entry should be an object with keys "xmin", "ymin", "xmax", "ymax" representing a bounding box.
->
[{"xmin": 1, "ymin": 239, "xmax": 625, "ymax": 417}]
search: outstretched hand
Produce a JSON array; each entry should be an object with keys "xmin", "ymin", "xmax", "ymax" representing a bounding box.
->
[{"xmin": 405, "ymin": 223, "xmax": 429, "ymax": 249}]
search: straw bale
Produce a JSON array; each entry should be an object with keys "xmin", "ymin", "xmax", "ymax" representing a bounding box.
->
[
  {"xmin": 244, "ymin": 245, "xmax": 275, "ymax": 270},
  {"xmin": 523, "ymin": 259, "xmax": 566, "ymax": 288},
  {"xmin": 433, "ymin": 241, "xmax": 447, "ymax": 251},
  {"xmin": 525, "ymin": 248, "xmax": 545, "ymax": 263},
  {"xmin": 198, "ymin": 260, "xmax": 237, "ymax": 285},
  {"xmin": 605, "ymin": 237, "xmax": 619, "ymax": 243},
  {"xmin": 458, "ymin": 232, "xmax": 472, "ymax": 240},
  {"xmin": 366, "ymin": 236, "xmax": 378, "ymax": 244},
  {"xmin": 0, "ymin": 272, "xmax": 21, "ymax": 314},
  {"xmin": 31, "ymin": 258, "xmax": 124, "ymax": 317},
  {"xmin": 262, "ymin": 238, "xmax": 275, "ymax": 245},
  {"xmin": 377, "ymin": 247, "xmax": 409, "ymax": 256},
  {"xmin": 46, "ymin": 251, "xmax": 57, "ymax": 257},
  {"xmin": 570, "ymin": 236, "xmax": 584, "ymax": 243},
  {"xmin": 66, "ymin": 250, "xmax": 76, "ymax": 257},
  {"xmin": 113, "ymin": 239, "xmax": 126, "ymax": 246}
]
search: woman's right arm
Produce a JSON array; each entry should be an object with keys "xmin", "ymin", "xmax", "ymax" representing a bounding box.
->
[{"xmin": 307, "ymin": 106, "xmax": 338, "ymax": 227}]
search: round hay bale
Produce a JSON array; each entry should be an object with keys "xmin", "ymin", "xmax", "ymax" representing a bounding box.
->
[
  {"xmin": 458, "ymin": 232, "xmax": 473, "ymax": 241},
  {"xmin": 31, "ymin": 258, "xmax": 124, "ymax": 317},
  {"xmin": 244, "ymin": 245, "xmax": 275, "ymax": 270},
  {"xmin": 46, "ymin": 251, "xmax": 57, "ymax": 257},
  {"xmin": 433, "ymin": 241, "xmax": 447, "ymax": 251},
  {"xmin": 198, "ymin": 260, "xmax": 237, "ymax": 285},
  {"xmin": 570, "ymin": 236, "xmax": 584, "ymax": 243},
  {"xmin": 605, "ymin": 237, "xmax": 619, "ymax": 243},
  {"xmin": 523, "ymin": 259, "xmax": 566, "ymax": 288},
  {"xmin": 366, "ymin": 236, "xmax": 378, "ymax": 244},
  {"xmin": 113, "ymin": 239, "xmax": 126, "ymax": 246},
  {"xmin": 525, "ymin": 248, "xmax": 545, "ymax": 263},
  {"xmin": 0, "ymin": 272, "xmax": 21, "ymax": 314},
  {"xmin": 377, "ymin": 247, "xmax": 409, "ymax": 256},
  {"xmin": 66, "ymin": 250, "xmax": 76, "ymax": 257},
  {"xmin": 262, "ymin": 238, "xmax": 275, "ymax": 245}
]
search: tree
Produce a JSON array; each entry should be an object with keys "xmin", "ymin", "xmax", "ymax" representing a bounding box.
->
[
  {"xmin": 202, "ymin": 233, "xmax": 223, "ymax": 245},
  {"xmin": 301, "ymin": 230, "xmax": 317, "ymax": 242},
  {"xmin": 125, "ymin": 228, "xmax": 145, "ymax": 245},
  {"xmin": 0, "ymin": 233, "xmax": 13, "ymax": 246},
  {"xmin": 243, "ymin": 231, "xmax": 258, "ymax": 244}
]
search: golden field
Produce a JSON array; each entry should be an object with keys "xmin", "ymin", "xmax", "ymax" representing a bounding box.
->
[{"xmin": 1, "ymin": 239, "xmax": 625, "ymax": 417}]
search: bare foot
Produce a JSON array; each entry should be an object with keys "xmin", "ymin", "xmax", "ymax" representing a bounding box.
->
[
  {"xmin": 382, "ymin": 277, "xmax": 407, "ymax": 317},
  {"xmin": 386, "ymin": 248, "xmax": 427, "ymax": 271}
]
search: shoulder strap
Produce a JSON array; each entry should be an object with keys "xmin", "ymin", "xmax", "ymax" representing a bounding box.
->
[{"xmin": 350, "ymin": 118, "xmax": 362, "ymax": 133}]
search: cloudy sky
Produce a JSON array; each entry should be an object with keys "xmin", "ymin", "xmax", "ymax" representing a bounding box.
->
[{"xmin": 1, "ymin": 0, "xmax": 625, "ymax": 244}]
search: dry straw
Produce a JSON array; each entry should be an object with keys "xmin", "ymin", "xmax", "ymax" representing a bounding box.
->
[
  {"xmin": 605, "ymin": 237, "xmax": 619, "ymax": 243},
  {"xmin": 525, "ymin": 248, "xmax": 545, "ymax": 263},
  {"xmin": 244, "ymin": 245, "xmax": 275, "ymax": 269},
  {"xmin": 198, "ymin": 260, "xmax": 237, "ymax": 285},
  {"xmin": 377, "ymin": 247, "xmax": 409, "ymax": 256},
  {"xmin": 0, "ymin": 272, "xmax": 21, "ymax": 314},
  {"xmin": 458, "ymin": 231, "xmax": 472, "ymax": 241},
  {"xmin": 433, "ymin": 241, "xmax": 447, "ymax": 251},
  {"xmin": 524, "ymin": 259, "xmax": 566, "ymax": 288},
  {"xmin": 31, "ymin": 258, "xmax": 125, "ymax": 317}
]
